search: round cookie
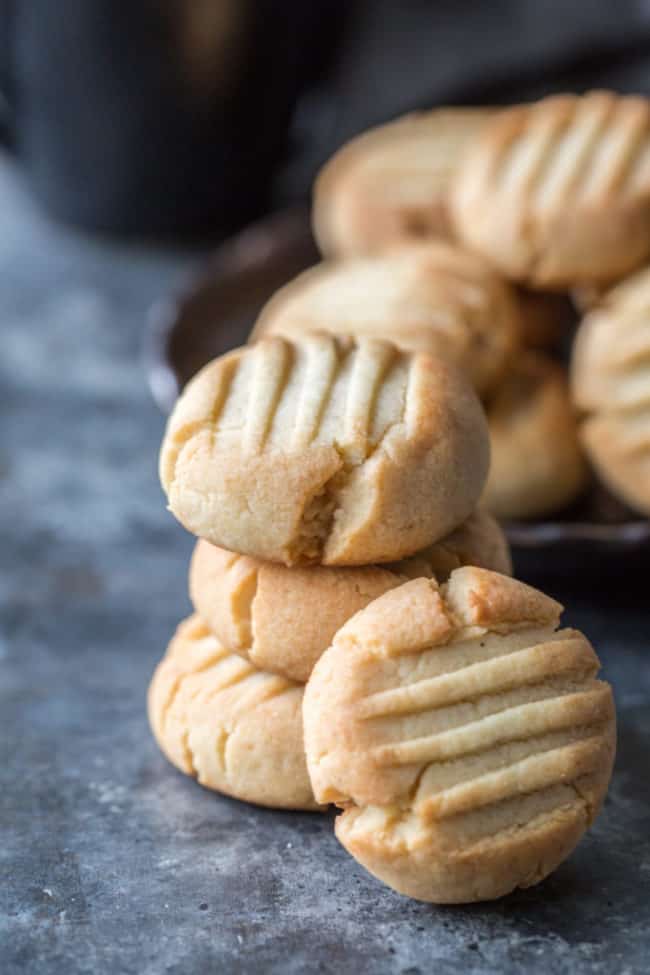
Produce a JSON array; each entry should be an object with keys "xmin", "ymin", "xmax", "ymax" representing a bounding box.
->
[
  {"xmin": 572, "ymin": 269, "xmax": 650, "ymax": 514},
  {"xmin": 313, "ymin": 108, "xmax": 491, "ymax": 258},
  {"xmin": 251, "ymin": 243, "xmax": 521, "ymax": 399},
  {"xmin": 189, "ymin": 509, "xmax": 512, "ymax": 683},
  {"xmin": 483, "ymin": 353, "xmax": 586, "ymax": 520},
  {"xmin": 159, "ymin": 334, "xmax": 490, "ymax": 566},
  {"xmin": 303, "ymin": 570, "xmax": 616, "ymax": 903},
  {"xmin": 451, "ymin": 91, "xmax": 650, "ymax": 288},
  {"xmin": 148, "ymin": 615, "xmax": 319, "ymax": 811}
]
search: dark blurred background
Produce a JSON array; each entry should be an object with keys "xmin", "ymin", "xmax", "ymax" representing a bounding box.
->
[{"xmin": 3, "ymin": 0, "xmax": 650, "ymax": 239}]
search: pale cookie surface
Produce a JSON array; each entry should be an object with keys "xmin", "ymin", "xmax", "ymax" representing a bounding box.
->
[
  {"xmin": 147, "ymin": 615, "xmax": 319, "ymax": 810},
  {"xmin": 251, "ymin": 242, "xmax": 520, "ymax": 398},
  {"xmin": 572, "ymin": 269, "xmax": 650, "ymax": 514},
  {"xmin": 303, "ymin": 570, "xmax": 615, "ymax": 902},
  {"xmin": 451, "ymin": 91, "xmax": 650, "ymax": 288},
  {"xmin": 160, "ymin": 334, "xmax": 490, "ymax": 566},
  {"xmin": 483, "ymin": 353, "xmax": 586, "ymax": 520},
  {"xmin": 189, "ymin": 509, "xmax": 512, "ymax": 683},
  {"xmin": 313, "ymin": 108, "xmax": 491, "ymax": 258}
]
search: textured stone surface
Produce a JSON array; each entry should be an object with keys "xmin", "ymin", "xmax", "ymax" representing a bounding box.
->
[{"xmin": 1, "ymin": 154, "xmax": 649, "ymax": 974}]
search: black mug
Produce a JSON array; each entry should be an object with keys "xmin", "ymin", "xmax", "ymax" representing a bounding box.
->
[{"xmin": 0, "ymin": 0, "xmax": 343, "ymax": 237}]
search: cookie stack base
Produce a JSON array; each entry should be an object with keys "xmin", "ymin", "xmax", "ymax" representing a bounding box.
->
[{"xmin": 148, "ymin": 615, "xmax": 320, "ymax": 812}]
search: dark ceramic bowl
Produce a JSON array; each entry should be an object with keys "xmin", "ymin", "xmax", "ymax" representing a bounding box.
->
[{"xmin": 145, "ymin": 208, "xmax": 650, "ymax": 576}]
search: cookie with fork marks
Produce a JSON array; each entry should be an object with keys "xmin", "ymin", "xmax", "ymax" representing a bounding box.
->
[
  {"xmin": 451, "ymin": 91, "xmax": 650, "ymax": 287},
  {"xmin": 160, "ymin": 334, "xmax": 489, "ymax": 566},
  {"xmin": 303, "ymin": 569, "xmax": 616, "ymax": 902}
]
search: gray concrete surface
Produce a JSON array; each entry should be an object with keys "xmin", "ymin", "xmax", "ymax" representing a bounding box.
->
[{"xmin": 1, "ymin": 155, "xmax": 649, "ymax": 974}]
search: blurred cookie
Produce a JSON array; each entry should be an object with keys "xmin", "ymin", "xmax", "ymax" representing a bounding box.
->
[
  {"xmin": 451, "ymin": 91, "xmax": 650, "ymax": 288},
  {"xmin": 189, "ymin": 509, "xmax": 512, "ymax": 683},
  {"xmin": 313, "ymin": 108, "xmax": 491, "ymax": 258},
  {"xmin": 147, "ymin": 615, "xmax": 319, "ymax": 811},
  {"xmin": 572, "ymin": 269, "xmax": 650, "ymax": 514},
  {"xmin": 303, "ymin": 571, "xmax": 616, "ymax": 902},
  {"xmin": 483, "ymin": 354, "xmax": 586, "ymax": 519},
  {"xmin": 159, "ymin": 334, "xmax": 490, "ymax": 566},
  {"xmin": 251, "ymin": 242, "xmax": 520, "ymax": 398}
]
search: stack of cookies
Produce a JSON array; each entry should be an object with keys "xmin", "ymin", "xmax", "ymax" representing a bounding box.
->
[
  {"xmin": 148, "ymin": 333, "xmax": 500, "ymax": 811},
  {"xmin": 148, "ymin": 331, "xmax": 616, "ymax": 903}
]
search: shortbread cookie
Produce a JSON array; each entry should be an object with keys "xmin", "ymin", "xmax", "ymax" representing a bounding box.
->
[
  {"xmin": 572, "ymin": 269, "xmax": 650, "ymax": 514},
  {"xmin": 483, "ymin": 354, "xmax": 586, "ymax": 519},
  {"xmin": 148, "ymin": 615, "xmax": 319, "ymax": 810},
  {"xmin": 313, "ymin": 108, "xmax": 491, "ymax": 258},
  {"xmin": 160, "ymin": 334, "xmax": 490, "ymax": 565},
  {"xmin": 451, "ymin": 91, "xmax": 650, "ymax": 288},
  {"xmin": 303, "ymin": 570, "xmax": 616, "ymax": 902},
  {"xmin": 251, "ymin": 243, "xmax": 520, "ymax": 398},
  {"xmin": 189, "ymin": 509, "xmax": 512, "ymax": 683}
]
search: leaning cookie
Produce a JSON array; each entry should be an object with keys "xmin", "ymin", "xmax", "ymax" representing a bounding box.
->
[
  {"xmin": 147, "ymin": 615, "xmax": 319, "ymax": 811},
  {"xmin": 483, "ymin": 354, "xmax": 586, "ymax": 520},
  {"xmin": 160, "ymin": 334, "xmax": 490, "ymax": 566},
  {"xmin": 451, "ymin": 91, "xmax": 650, "ymax": 288},
  {"xmin": 189, "ymin": 509, "xmax": 512, "ymax": 683},
  {"xmin": 572, "ymin": 269, "xmax": 650, "ymax": 514},
  {"xmin": 303, "ymin": 570, "xmax": 616, "ymax": 903},
  {"xmin": 251, "ymin": 242, "xmax": 520, "ymax": 399},
  {"xmin": 313, "ymin": 108, "xmax": 491, "ymax": 258}
]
